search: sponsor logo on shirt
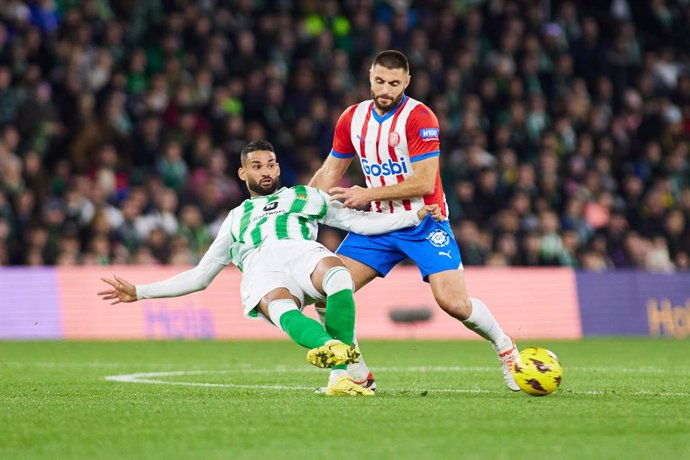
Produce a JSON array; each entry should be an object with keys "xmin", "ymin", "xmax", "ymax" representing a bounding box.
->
[
  {"xmin": 263, "ymin": 202, "xmax": 279, "ymax": 211},
  {"xmin": 361, "ymin": 158, "xmax": 408, "ymax": 177},
  {"xmin": 388, "ymin": 131, "xmax": 400, "ymax": 147},
  {"xmin": 419, "ymin": 128, "xmax": 439, "ymax": 141}
]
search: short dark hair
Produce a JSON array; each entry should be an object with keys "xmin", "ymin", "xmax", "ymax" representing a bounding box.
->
[
  {"xmin": 372, "ymin": 50, "xmax": 409, "ymax": 74},
  {"xmin": 240, "ymin": 140, "xmax": 275, "ymax": 164}
]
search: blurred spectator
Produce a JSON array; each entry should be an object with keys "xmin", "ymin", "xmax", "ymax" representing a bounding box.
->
[{"xmin": 0, "ymin": 0, "xmax": 687, "ymax": 271}]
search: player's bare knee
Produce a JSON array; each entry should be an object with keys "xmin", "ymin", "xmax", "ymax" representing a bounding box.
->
[
  {"xmin": 437, "ymin": 295, "xmax": 472, "ymax": 321},
  {"xmin": 259, "ymin": 288, "xmax": 300, "ymax": 310},
  {"xmin": 310, "ymin": 257, "xmax": 346, "ymax": 295}
]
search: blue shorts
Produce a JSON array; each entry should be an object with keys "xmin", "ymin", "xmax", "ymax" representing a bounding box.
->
[{"xmin": 336, "ymin": 215, "xmax": 463, "ymax": 282}]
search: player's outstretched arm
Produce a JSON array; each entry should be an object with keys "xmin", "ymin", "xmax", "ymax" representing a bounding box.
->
[
  {"xmin": 321, "ymin": 197, "xmax": 441, "ymax": 235},
  {"xmin": 98, "ymin": 213, "xmax": 234, "ymax": 303},
  {"xmin": 309, "ymin": 154, "xmax": 353, "ymax": 192},
  {"xmin": 98, "ymin": 275, "xmax": 137, "ymax": 305}
]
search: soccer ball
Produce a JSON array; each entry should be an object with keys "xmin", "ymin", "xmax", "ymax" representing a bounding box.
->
[{"xmin": 512, "ymin": 347, "xmax": 563, "ymax": 396}]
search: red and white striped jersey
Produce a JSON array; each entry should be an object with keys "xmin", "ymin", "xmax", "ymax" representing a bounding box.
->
[{"xmin": 331, "ymin": 95, "xmax": 448, "ymax": 217}]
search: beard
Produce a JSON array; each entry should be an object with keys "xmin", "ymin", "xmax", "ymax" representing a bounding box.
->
[
  {"xmin": 372, "ymin": 90, "xmax": 404, "ymax": 113},
  {"xmin": 247, "ymin": 176, "xmax": 280, "ymax": 196}
]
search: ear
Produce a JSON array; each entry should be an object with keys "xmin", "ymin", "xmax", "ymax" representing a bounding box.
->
[
  {"xmin": 275, "ymin": 162, "xmax": 280, "ymax": 176},
  {"xmin": 405, "ymin": 74, "xmax": 411, "ymax": 90},
  {"xmin": 238, "ymin": 166, "xmax": 246, "ymax": 181}
]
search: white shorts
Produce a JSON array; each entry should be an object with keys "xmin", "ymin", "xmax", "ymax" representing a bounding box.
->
[{"xmin": 240, "ymin": 239, "xmax": 336, "ymax": 319}]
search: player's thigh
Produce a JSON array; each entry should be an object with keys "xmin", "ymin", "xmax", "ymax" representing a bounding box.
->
[
  {"xmin": 256, "ymin": 288, "xmax": 301, "ymax": 320},
  {"xmin": 241, "ymin": 253, "xmax": 306, "ymax": 319},
  {"xmin": 336, "ymin": 232, "xmax": 405, "ymax": 289},
  {"xmin": 428, "ymin": 269, "xmax": 472, "ymax": 320},
  {"xmin": 310, "ymin": 256, "xmax": 348, "ymax": 296},
  {"xmin": 289, "ymin": 241, "xmax": 345, "ymax": 303},
  {"xmin": 336, "ymin": 255, "xmax": 379, "ymax": 292}
]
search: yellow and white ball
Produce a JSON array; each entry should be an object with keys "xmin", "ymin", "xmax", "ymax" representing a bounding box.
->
[{"xmin": 512, "ymin": 347, "xmax": 563, "ymax": 396}]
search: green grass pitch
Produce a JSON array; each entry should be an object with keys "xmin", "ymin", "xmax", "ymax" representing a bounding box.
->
[{"xmin": 1, "ymin": 339, "xmax": 689, "ymax": 459}]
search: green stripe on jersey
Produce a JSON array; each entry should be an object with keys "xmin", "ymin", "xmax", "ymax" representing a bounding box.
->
[
  {"xmin": 293, "ymin": 185, "xmax": 312, "ymax": 239},
  {"xmin": 275, "ymin": 187, "xmax": 309, "ymax": 239},
  {"xmin": 275, "ymin": 214, "xmax": 289, "ymax": 239},
  {"xmin": 316, "ymin": 192, "xmax": 328, "ymax": 219},
  {"xmin": 237, "ymin": 200, "xmax": 255, "ymax": 243},
  {"xmin": 298, "ymin": 217, "xmax": 311, "ymax": 239},
  {"xmin": 250, "ymin": 216, "xmax": 268, "ymax": 246}
]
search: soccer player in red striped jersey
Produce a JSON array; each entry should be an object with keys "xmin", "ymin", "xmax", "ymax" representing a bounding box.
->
[{"xmin": 310, "ymin": 50, "xmax": 521, "ymax": 392}]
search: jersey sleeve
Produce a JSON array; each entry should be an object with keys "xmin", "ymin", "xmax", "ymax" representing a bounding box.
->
[
  {"xmin": 136, "ymin": 213, "xmax": 234, "ymax": 299},
  {"xmin": 321, "ymin": 196, "xmax": 420, "ymax": 234},
  {"xmin": 330, "ymin": 105, "xmax": 357, "ymax": 159},
  {"xmin": 406, "ymin": 104, "xmax": 441, "ymax": 163}
]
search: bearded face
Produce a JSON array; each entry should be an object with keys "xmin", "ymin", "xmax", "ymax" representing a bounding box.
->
[
  {"xmin": 369, "ymin": 64, "xmax": 410, "ymax": 114},
  {"xmin": 239, "ymin": 150, "xmax": 281, "ymax": 196},
  {"xmin": 246, "ymin": 173, "xmax": 280, "ymax": 196},
  {"xmin": 372, "ymin": 89, "xmax": 405, "ymax": 113}
]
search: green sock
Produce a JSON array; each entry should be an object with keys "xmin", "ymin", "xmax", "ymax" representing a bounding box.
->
[
  {"xmin": 279, "ymin": 310, "xmax": 333, "ymax": 349},
  {"xmin": 325, "ymin": 289, "xmax": 356, "ymax": 345}
]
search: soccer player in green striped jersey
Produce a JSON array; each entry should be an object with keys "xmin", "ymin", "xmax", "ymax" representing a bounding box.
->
[{"xmin": 99, "ymin": 140, "xmax": 440, "ymax": 396}]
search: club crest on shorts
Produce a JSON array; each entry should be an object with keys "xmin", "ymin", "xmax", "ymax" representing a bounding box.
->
[
  {"xmin": 427, "ymin": 229, "xmax": 450, "ymax": 247},
  {"xmin": 388, "ymin": 131, "xmax": 400, "ymax": 147}
]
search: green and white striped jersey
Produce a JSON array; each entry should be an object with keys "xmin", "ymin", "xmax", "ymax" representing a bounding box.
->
[
  {"xmin": 136, "ymin": 185, "xmax": 421, "ymax": 300},
  {"xmin": 226, "ymin": 185, "xmax": 330, "ymax": 269}
]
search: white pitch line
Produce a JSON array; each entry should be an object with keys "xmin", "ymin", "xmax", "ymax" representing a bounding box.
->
[
  {"xmin": 5, "ymin": 362, "xmax": 688, "ymax": 374},
  {"xmin": 106, "ymin": 372, "xmax": 314, "ymax": 391},
  {"xmin": 104, "ymin": 369, "xmax": 690, "ymax": 397}
]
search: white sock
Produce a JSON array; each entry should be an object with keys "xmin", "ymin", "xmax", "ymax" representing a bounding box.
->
[
  {"xmin": 345, "ymin": 337, "xmax": 370, "ymax": 381},
  {"xmin": 328, "ymin": 369, "xmax": 347, "ymax": 385},
  {"xmin": 462, "ymin": 297, "xmax": 508, "ymax": 346},
  {"xmin": 322, "ymin": 266, "xmax": 353, "ymax": 294},
  {"xmin": 317, "ymin": 307, "xmax": 371, "ymax": 381}
]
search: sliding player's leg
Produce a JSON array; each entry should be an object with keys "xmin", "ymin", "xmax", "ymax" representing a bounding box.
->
[
  {"xmin": 255, "ymin": 288, "xmax": 359, "ymax": 368},
  {"xmin": 257, "ymin": 288, "xmax": 332, "ymax": 349},
  {"xmin": 315, "ymin": 252, "xmax": 379, "ymax": 391}
]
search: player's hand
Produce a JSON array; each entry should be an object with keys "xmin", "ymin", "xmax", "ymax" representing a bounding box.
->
[
  {"xmin": 417, "ymin": 204, "xmax": 443, "ymax": 221},
  {"xmin": 328, "ymin": 185, "xmax": 372, "ymax": 209},
  {"xmin": 97, "ymin": 274, "xmax": 137, "ymax": 305}
]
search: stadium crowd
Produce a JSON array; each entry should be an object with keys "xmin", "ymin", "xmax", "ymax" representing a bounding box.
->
[{"xmin": 0, "ymin": 0, "xmax": 688, "ymax": 271}]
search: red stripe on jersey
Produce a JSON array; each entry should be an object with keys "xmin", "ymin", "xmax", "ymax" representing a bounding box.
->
[
  {"xmin": 359, "ymin": 103, "xmax": 380, "ymax": 212},
  {"xmin": 374, "ymin": 122, "xmax": 392, "ymax": 212},
  {"xmin": 387, "ymin": 97, "xmax": 412, "ymax": 211}
]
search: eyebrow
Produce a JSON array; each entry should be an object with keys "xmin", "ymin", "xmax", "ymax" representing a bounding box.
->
[{"xmin": 375, "ymin": 76, "xmax": 402, "ymax": 84}]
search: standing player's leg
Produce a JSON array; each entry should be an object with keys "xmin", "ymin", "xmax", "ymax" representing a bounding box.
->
[
  {"xmin": 402, "ymin": 215, "xmax": 521, "ymax": 391},
  {"xmin": 427, "ymin": 269, "xmax": 520, "ymax": 391}
]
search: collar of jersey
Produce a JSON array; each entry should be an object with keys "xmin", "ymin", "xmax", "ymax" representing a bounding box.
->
[
  {"xmin": 371, "ymin": 95, "xmax": 407, "ymax": 124},
  {"xmin": 250, "ymin": 187, "xmax": 286, "ymax": 200}
]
